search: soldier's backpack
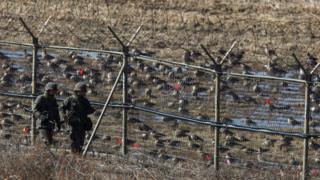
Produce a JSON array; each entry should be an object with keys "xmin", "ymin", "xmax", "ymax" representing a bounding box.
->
[
  {"xmin": 83, "ymin": 117, "xmax": 93, "ymax": 131},
  {"xmin": 64, "ymin": 98, "xmax": 81, "ymax": 126},
  {"xmin": 65, "ymin": 97, "xmax": 92, "ymax": 131}
]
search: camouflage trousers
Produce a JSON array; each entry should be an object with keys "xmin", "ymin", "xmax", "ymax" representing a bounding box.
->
[
  {"xmin": 70, "ymin": 126, "xmax": 86, "ymax": 154},
  {"xmin": 38, "ymin": 128, "xmax": 54, "ymax": 146}
]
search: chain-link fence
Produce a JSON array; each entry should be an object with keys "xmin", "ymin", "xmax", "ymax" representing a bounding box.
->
[{"xmin": 1, "ymin": 37, "xmax": 319, "ymax": 179}]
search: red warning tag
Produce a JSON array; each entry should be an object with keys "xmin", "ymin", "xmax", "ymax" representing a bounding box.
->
[
  {"xmin": 78, "ymin": 69, "xmax": 85, "ymax": 76},
  {"xmin": 23, "ymin": 127, "xmax": 30, "ymax": 135},
  {"xmin": 115, "ymin": 137, "xmax": 122, "ymax": 145},
  {"xmin": 311, "ymin": 169, "xmax": 319, "ymax": 177},
  {"xmin": 203, "ymin": 153, "xmax": 212, "ymax": 161},
  {"xmin": 174, "ymin": 83, "xmax": 181, "ymax": 91},
  {"xmin": 265, "ymin": 98, "xmax": 272, "ymax": 105},
  {"xmin": 132, "ymin": 143, "xmax": 140, "ymax": 149}
]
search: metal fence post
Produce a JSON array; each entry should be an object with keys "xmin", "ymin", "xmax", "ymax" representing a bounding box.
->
[
  {"xmin": 302, "ymin": 78, "xmax": 311, "ymax": 180},
  {"xmin": 201, "ymin": 41, "xmax": 237, "ymax": 171},
  {"xmin": 18, "ymin": 17, "xmax": 39, "ymax": 146},
  {"xmin": 292, "ymin": 54, "xmax": 319, "ymax": 180},
  {"xmin": 122, "ymin": 49, "xmax": 128, "ymax": 155},
  {"xmin": 31, "ymin": 37, "xmax": 39, "ymax": 145},
  {"xmin": 107, "ymin": 25, "xmax": 142, "ymax": 155},
  {"xmin": 214, "ymin": 69, "xmax": 221, "ymax": 171}
]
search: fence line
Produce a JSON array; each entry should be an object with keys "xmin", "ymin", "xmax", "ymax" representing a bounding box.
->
[
  {"xmin": 0, "ymin": 40, "xmax": 309, "ymax": 83},
  {"xmin": 0, "ymin": 33, "xmax": 317, "ymax": 179},
  {"xmin": 0, "ymin": 89, "xmax": 315, "ymax": 139}
]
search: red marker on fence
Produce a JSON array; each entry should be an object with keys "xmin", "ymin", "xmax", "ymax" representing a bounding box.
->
[
  {"xmin": 311, "ymin": 168, "xmax": 319, "ymax": 177},
  {"xmin": 265, "ymin": 98, "xmax": 272, "ymax": 105},
  {"xmin": 115, "ymin": 137, "xmax": 122, "ymax": 145},
  {"xmin": 78, "ymin": 69, "xmax": 85, "ymax": 76},
  {"xmin": 264, "ymin": 98, "xmax": 272, "ymax": 112},
  {"xmin": 131, "ymin": 143, "xmax": 140, "ymax": 149},
  {"xmin": 174, "ymin": 83, "xmax": 181, "ymax": 91},
  {"xmin": 23, "ymin": 127, "xmax": 30, "ymax": 136},
  {"xmin": 203, "ymin": 153, "xmax": 212, "ymax": 161}
]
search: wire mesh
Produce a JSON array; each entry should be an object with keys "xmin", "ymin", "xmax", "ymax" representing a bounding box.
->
[
  {"xmin": 82, "ymin": 108, "xmax": 123, "ymax": 154},
  {"xmin": 125, "ymin": 109, "xmax": 214, "ymax": 163},
  {"xmin": 129, "ymin": 57, "xmax": 215, "ymax": 120},
  {"xmin": 0, "ymin": 41, "xmax": 317, "ymax": 180},
  {"xmin": 0, "ymin": 96, "xmax": 32, "ymax": 147},
  {"xmin": 36, "ymin": 47, "xmax": 123, "ymax": 102},
  {"xmin": 220, "ymin": 74, "xmax": 305, "ymax": 133},
  {"xmin": 0, "ymin": 45, "xmax": 33, "ymax": 94}
]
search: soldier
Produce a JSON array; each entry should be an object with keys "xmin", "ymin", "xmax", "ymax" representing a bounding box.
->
[
  {"xmin": 33, "ymin": 82, "xmax": 61, "ymax": 145},
  {"xmin": 61, "ymin": 82, "xmax": 95, "ymax": 153}
]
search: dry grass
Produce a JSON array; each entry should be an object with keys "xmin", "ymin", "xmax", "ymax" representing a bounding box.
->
[
  {"xmin": 1, "ymin": 0, "xmax": 320, "ymax": 64},
  {"xmin": 0, "ymin": 145, "xmax": 300, "ymax": 180}
]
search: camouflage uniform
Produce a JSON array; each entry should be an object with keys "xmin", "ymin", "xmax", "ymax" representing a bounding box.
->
[
  {"xmin": 33, "ymin": 82, "xmax": 61, "ymax": 145},
  {"xmin": 61, "ymin": 82, "xmax": 95, "ymax": 153}
]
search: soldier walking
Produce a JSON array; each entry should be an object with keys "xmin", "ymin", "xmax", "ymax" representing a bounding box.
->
[
  {"xmin": 33, "ymin": 82, "xmax": 61, "ymax": 145},
  {"xmin": 61, "ymin": 82, "xmax": 95, "ymax": 153}
]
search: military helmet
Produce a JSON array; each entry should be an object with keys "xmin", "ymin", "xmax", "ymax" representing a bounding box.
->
[
  {"xmin": 74, "ymin": 82, "xmax": 87, "ymax": 92},
  {"xmin": 45, "ymin": 82, "xmax": 58, "ymax": 91}
]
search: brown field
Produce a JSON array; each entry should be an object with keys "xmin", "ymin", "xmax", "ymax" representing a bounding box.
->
[{"xmin": 1, "ymin": 0, "xmax": 320, "ymax": 62}]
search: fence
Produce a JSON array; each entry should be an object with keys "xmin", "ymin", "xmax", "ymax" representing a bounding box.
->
[{"xmin": 1, "ymin": 18, "xmax": 320, "ymax": 180}]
